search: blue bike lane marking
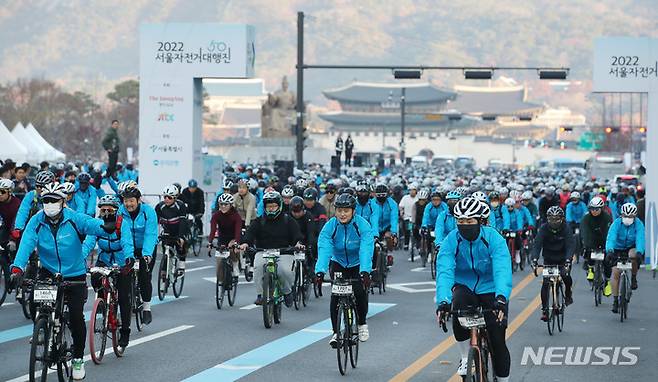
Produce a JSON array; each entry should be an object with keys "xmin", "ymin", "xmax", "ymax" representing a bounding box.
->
[{"xmin": 183, "ymin": 302, "xmax": 396, "ymax": 382}]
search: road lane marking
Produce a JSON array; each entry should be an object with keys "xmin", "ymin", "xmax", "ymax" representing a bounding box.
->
[
  {"xmin": 186, "ymin": 265, "xmax": 214, "ymax": 273},
  {"xmin": 446, "ymin": 294, "xmax": 542, "ymax": 382},
  {"xmin": 387, "ymin": 281, "xmax": 436, "ymax": 293},
  {"xmin": 389, "ymin": 272, "xmax": 536, "ymax": 382},
  {"xmin": 202, "ymin": 276, "xmax": 254, "ymax": 285},
  {"xmin": 239, "ymin": 304, "xmax": 258, "ymax": 310},
  {"xmin": 0, "ymin": 295, "xmax": 188, "ymax": 345},
  {"xmin": 183, "ymin": 302, "xmax": 396, "ymax": 382},
  {"xmin": 6, "ymin": 325, "xmax": 194, "ymax": 382},
  {"xmin": 411, "ymin": 267, "xmax": 430, "ymax": 273}
]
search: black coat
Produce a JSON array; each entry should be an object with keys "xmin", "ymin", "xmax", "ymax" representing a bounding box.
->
[{"xmin": 532, "ymin": 222, "xmax": 575, "ymax": 265}]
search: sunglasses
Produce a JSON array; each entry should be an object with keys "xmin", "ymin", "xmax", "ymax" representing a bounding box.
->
[
  {"xmin": 219, "ymin": 203, "xmax": 231, "ymax": 207},
  {"xmin": 326, "ymin": 190, "xmax": 335, "ymax": 194},
  {"xmin": 0, "ymin": 190, "xmax": 8, "ymax": 195},
  {"xmin": 41, "ymin": 197, "xmax": 60, "ymax": 204},
  {"xmin": 99, "ymin": 208, "xmax": 116, "ymax": 214},
  {"xmin": 589, "ymin": 207, "xmax": 602, "ymax": 212},
  {"xmin": 164, "ymin": 195, "xmax": 174, "ymax": 200}
]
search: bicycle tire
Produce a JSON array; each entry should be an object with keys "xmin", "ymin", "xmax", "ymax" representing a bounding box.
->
[
  {"xmin": 157, "ymin": 255, "xmax": 168, "ymax": 301},
  {"xmin": 620, "ymin": 275, "xmax": 627, "ymax": 323},
  {"xmin": 557, "ymin": 283, "xmax": 565, "ymax": 332},
  {"xmin": 57, "ymin": 312, "xmax": 73, "ymax": 382},
  {"xmin": 89, "ymin": 298, "xmax": 107, "ymax": 364},
  {"xmin": 262, "ymin": 271, "xmax": 274, "ymax": 329},
  {"xmin": 172, "ymin": 258, "xmax": 184, "ymax": 298},
  {"xmin": 430, "ymin": 252, "xmax": 437, "ymax": 280},
  {"xmin": 547, "ymin": 284, "xmax": 555, "ymax": 336},
  {"xmin": 228, "ymin": 275, "xmax": 238, "ymax": 307},
  {"xmin": 110, "ymin": 302, "xmax": 122, "ymax": 357},
  {"xmin": 336, "ymin": 304, "xmax": 348, "ymax": 375},
  {"xmin": 132, "ymin": 279, "xmax": 144, "ymax": 332},
  {"xmin": 20, "ymin": 285, "xmax": 32, "ymax": 320},
  {"xmin": 465, "ymin": 346, "xmax": 482, "ymax": 382},
  {"xmin": 216, "ymin": 278, "xmax": 225, "ymax": 309},
  {"xmin": 0, "ymin": 269, "xmax": 6, "ymax": 307},
  {"xmin": 348, "ymin": 305, "xmax": 359, "ymax": 368},
  {"xmin": 29, "ymin": 316, "xmax": 50, "ymax": 382},
  {"xmin": 293, "ymin": 265, "xmax": 301, "ymax": 310}
]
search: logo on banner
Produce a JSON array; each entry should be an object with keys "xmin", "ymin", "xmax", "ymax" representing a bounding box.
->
[
  {"xmin": 157, "ymin": 113, "xmax": 175, "ymax": 122},
  {"xmin": 153, "ymin": 159, "xmax": 180, "ymax": 167}
]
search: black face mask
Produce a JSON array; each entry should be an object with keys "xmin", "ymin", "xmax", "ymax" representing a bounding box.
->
[
  {"xmin": 457, "ymin": 223, "xmax": 480, "ymax": 242},
  {"xmin": 376, "ymin": 196, "xmax": 387, "ymax": 204},
  {"xmin": 548, "ymin": 221, "xmax": 562, "ymax": 231},
  {"xmin": 357, "ymin": 194, "xmax": 369, "ymax": 204}
]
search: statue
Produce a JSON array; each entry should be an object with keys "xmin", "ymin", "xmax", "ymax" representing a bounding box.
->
[{"xmin": 261, "ymin": 76, "xmax": 296, "ymax": 138}]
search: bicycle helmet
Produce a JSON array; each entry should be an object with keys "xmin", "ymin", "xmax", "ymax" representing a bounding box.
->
[
  {"xmin": 509, "ymin": 190, "xmax": 521, "ymax": 201},
  {"xmin": 547, "ymin": 205, "xmax": 565, "ymax": 217},
  {"xmin": 295, "ymin": 178, "xmax": 308, "ymax": 190},
  {"xmin": 0, "ymin": 178, "xmax": 13, "ymax": 190},
  {"xmin": 588, "ymin": 196, "xmax": 605, "ymax": 208},
  {"xmin": 499, "ymin": 187, "xmax": 509, "ymax": 196},
  {"xmin": 339, "ymin": 187, "xmax": 356, "ymax": 196},
  {"xmin": 480, "ymin": 201, "xmax": 491, "ymax": 221},
  {"xmin": 303, "ymin": 187, "xmax": 318, "ymax": 201},
  {"xmin": 488, "ymin": 190, "xmax": 500, "ymax": 200},
  {"xmin": 61, "ymin": 182, "xmax": 76, "ymax": 195},
  {"xmin": 334, "ymin": 193, "xmax": 357, "ymax": 209},
  {"xmin": 569, "ymin": 191, "xmax": 581, "ymax": 200},
  {"xmin": 290, "ymin": 196, "xmax": 305, "ymax": 212},
  {"xmin": 504, "ymin": 197, "xmax": 515, "ymax": 207},
  {"xmin": 40, "ymin": 183, "xmax": 66, "ymax": 200},
  {"xmin": 35, "ymin": 170, "xmax": 55, "ymax": 187},
  {"xmin": 172, "ymin": 183, "xmax": 182, "ymax": 194},
  {"xmin": 471, "ymin": 191, "xmax": 488, "ymax": 203},
  {"xmin": 217, "ymin": 192, "xmax": 234, "ymax": 205},
  {"xmin": 223, "ymin": 179, "xmax": 233, "ymax": 189},
  {"xmin": 122, "ymin": 185, "xmax": 141, "ymax": 199},
  {"xmin": 262, "ymin": 191, "xmax": 283, "ymax": 219},
  {"xmin": 418, "ymin": 189, "xmax": 430, "ymax": 200},
  {"xmin": 453, "ymin": 197, "xmax": 483, "ymax": 219},
  {"xmin": 521, "ymin": 190, "xmax": 533, "ymax": 200},
  {"xmin": 117, "ymin": 180, "xmax": 138, "ymax": 195},
  {"xmin": 374, "ymin": 184, "xmax": 389, "ymax": 197},
  {"xmin": 188, "ymin": 179, "xmax": 198, "ymax": 188},
  {"xmin": 620, "ymin": 203, "xmax": 637, "ymax": 216},
  {"xmin": 281, "ymin": 186, "xmax": 295, "ymax": 198},
  {"xmin": 98, "ymin": 194, "xmax": 120, "ymax": 209},
  {"xmin": 446, "ymin": 190, "xmax": 462, "ymax": 200},
  {"xmin": 163, "ymin": 185, "xmax": 179, "ymax": 197},
  {"xmin": 248, "ymin": 178, "xmax": 258, "ymax": 191},
  {"xmin": 430, "ymin": 189, "xmax": 443, "ymax": 199},
  {"xmin": 326, "ymin": 183, "xmax": 338, "ymax": 193}
]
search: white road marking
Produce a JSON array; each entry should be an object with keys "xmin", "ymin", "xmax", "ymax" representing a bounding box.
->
[
  {"xmin": 411, "ymin": 267, "xmax": 430, "ymax": 273},
  {"xmin": 386, "ymin": 281, "xmax": 436, "ymax": 293},
  {"xmin": 239, "ymin": 304, "xmax": 258, "ymax": 310},
  {"xmin": 6, "ymin": 325, "xmax": 195, "ymax": 382},
  {"xmin": 186, "ymin": 265, "xmax": 214, "ymax": 273},
  {"xmin": 202, "ymin": 277, "xmax": 254, "ymax": 285}
]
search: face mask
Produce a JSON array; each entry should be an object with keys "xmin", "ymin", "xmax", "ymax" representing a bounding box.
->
[
  {"xmin": 622, "ymin": 217, "xmax": 634, "ymax": 226},
  {"xmin": 548, "ymin": 221, "xmax": 562, "ymax": 230},
  {"xmin": 376, "ymin": 197, "xmax": 387, "ymax": 204},
  {"xmin": 357, "ymin": 194, "xmax": 369, "ymax": 204},
  {"xmin": 43, "ymin": 202, "xmax": 62, "ymax": 218},
  {"xmin": 457, "ymin": 223, "xmax": 480, "ymax": 242},
  {"xmin": 491, "ymin": 201, "xmax": 499, "ymax": 208}
]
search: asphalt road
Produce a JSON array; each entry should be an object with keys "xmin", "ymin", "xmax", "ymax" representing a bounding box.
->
[{"xmin": 1, "ymin": 248, "xmax": 656, "ymax": 382}]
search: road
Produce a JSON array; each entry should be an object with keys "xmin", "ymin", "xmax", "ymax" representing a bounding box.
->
[{"xmin": 1, "ymin": 248, "xmax": 656, "ymax": 381}]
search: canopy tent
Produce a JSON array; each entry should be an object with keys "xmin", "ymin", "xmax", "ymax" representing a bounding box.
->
[
  {"xmin": 0, "ymin": 120, "xmax": 28, "ymax": 163},
  {"xmin": 25, "ymin": 123, "xmax": 66, "ymax": 161},
  {"xmin": 11, "ymin": 122, "xmax": 50, "ymax": 161}
]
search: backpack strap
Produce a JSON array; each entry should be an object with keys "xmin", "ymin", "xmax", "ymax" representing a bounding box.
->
[{"xmin": 67, "ymin": 220, "xmax": 86, "ymax": 244}]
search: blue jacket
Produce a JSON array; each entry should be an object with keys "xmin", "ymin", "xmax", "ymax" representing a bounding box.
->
[
  {"xmin": 376, "ymin": 197, "xmax": 399, "ymax": 235},
  {"xmin": 118, "ymin": 203, "xmax": 158, "ymax": 257},
  {"xmin": 435, "ymin": 226, "xmax": 513, "ymax": 305},
  {"xmin": 355, "ymin": 199, "xmax": 380, "ymax": 235},
  {"xmin": 491, "ymin": 205, "xmax": 510, "ymax": 232},
  {"xmin": 421, "ymin": 202, "xmax": 447, "ymax": 229},
  {"xmin": 12, "ymin": 208, "xmax": 108, "ymax": 277},
  {"xmin": 566, "ymin": 201, "xmax": 587, "ymax": 224},
  {"xmin": 74, "ymin": 187, "xmax": 97, "ymax": 216},
  {"xmin": 606, "ymin": 217, "xmax": 645, "ymax": 254},
  {"xmin": 82, "ymin": 218, "xmax": 135, "ymax": 266},
  {"xmin": 434, "ymin": 210, "xmax": 457, "ymax": 247},
  {"xmin": 15, "ymin": 189, "xmax": 40, "ymax": 231},
  {"xmin": 508, "ymin": 207, "xmax": 534, "ymax": 231},
  {"xmin": 315, "ymin": 215, "xmax": 374, "ymax": 274}
]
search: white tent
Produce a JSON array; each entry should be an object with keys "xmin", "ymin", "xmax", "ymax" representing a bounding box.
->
[
  {"xmin": 25, "ymin": 123, "xmax": 66, "ymax": 161},
  {"xmin": 0, "ymin": 120, "xmax": 28, "ymax": 163},
  {"xmin": 12, "ymin": 122, "xmax": 49, "ymax": 161}
]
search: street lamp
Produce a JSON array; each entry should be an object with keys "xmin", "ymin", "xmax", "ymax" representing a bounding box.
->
[{"xmin": 381, "ymin": 89, "xmax": 407, "ymax": 163}]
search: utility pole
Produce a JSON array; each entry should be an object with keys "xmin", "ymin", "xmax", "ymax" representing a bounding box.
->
[
  {"xmin": 295, "ymin": 11, "xmax": 305, "ymax": 169},
  {"xmin": 400, "ymin": 87, "xmax": 406, "ymax": 164}
]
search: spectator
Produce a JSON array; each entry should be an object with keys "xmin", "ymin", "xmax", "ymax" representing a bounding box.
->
[
  {"xmin": 39, "ymin": 161, "xmax": 50, "ymax": 172},
  {"xmin": 335, "ymin": 135, "xmax": 343, "ymax": 161},
  {"xmin": 12, "ymin": 163, "xmax": 32, "ymax": 199},
  {"xmin": 345, "ymin": 134, "xmax": 354, "ymax": 166},
  {"xmin": 180, "ymin": 179, "xmax": 205, "ymax": 236},
  {"xmin": 636, "ymin": 189, "xmax": 645, "ymax": 224},
  {"xmin": 102, "ymin": 119, "xmax": 121, "ymax": 177}
]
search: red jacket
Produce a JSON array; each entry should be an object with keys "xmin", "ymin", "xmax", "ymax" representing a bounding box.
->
[
  {"xmin": 208, "ymin": 208, "xmax": 242, "ymax": 245},
  {"xmin": 559, "ymin": 192, "xmax": 571, "ymax": 209},
  {"xmin": 0, "ymin": 195, "xmax": 21, "ymax": 231}
]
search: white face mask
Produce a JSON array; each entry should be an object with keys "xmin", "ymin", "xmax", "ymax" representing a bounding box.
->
[
  {"xmin": 622, "ymin": 217, "xmax": 634, "ymax": 226},
  {"xmin": 43, "ymin": 202, "xmax": 62, "ymax": 218}
]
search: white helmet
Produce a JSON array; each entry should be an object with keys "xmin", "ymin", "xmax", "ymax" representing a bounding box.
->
[
  {"xmin": 521, "ymin": 191, "xmax": 533, "ymax": 200},
  {"xmin": 620, "ymin": 203, "xmax": 637, "ymax": 216},
  {"xmin": 0, "ymin": 178, "xmax": 13, "ymax": 190},
  {"xmin": 163, "ymin": 185, "xmax": 179, "ymax": 197},
  {"xmin": 217, "ymin": 193, "xmax": 235, "ymax": 205},
  {"xmin": 471, "ymin": 191, "xmax": 488, "ymax": 202},
  {"xmin": 454, "ymin": 197, "xmax": 483, "ymax": 219},
  {"xmin": 570, "ymin": 191, "xmax": 581, "ymax": 200},
  {"xmin": 418, "ymin": 189, "xmax": 430, "ymax": 200},
  {"xmin": 588, "ymin": 196, "xmax": 604, "ymax": 208},
  {"xmin": 504, "ymin": 197, "xmax": 516, "ymax": 207},
  {"xmin": 61, "ymin": 182, "xmax": 76, "ymax": 195},
  {"xmin": 40, "ymin": 183, "xmax": 67, "ymax": 200}
]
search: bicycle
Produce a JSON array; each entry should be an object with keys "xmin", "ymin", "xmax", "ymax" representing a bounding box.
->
[
  {"xmin": 88, "ymin": 265, "xmax": 123, "ymax": 364},
  {"xmin": 0, "ymin": 244, "xmax": 8, "ymax": 307},
  {"xmin": 407, "ymin": 221, "xmax": 416, "ymax": 262},
  {"xmin": 613, "ymin": 250, "xmax": 633, "ymax": 323},
  {"xmin": 439, "ymin": 307, "xmax": 496, "ymax": 382},
  {"xmin": 292, "ymin": 249, "xmax": 310, "ymax": 310},
  {"xmin": 15, "ymin": 253, "xmax": 39, "ymax": 320},
  {"xmin": 519, "ymin": 228, "xmax": 534, "ymax": 271},
  {"xmin": 210, "ymin": 243, "xmax": 239, "ymax": 309},
  {"xmin": 157, "ymin": 234, "xmax": 185, "ymax": 300},
  {"xmin": 505, "ymin": 231, "xmax": 520, "ymax": 273},
  {"xmin": 27, "ymin": 275, "xmax": 86, "ymax": 382},
  {"xmin": 533, "ymin": 263, "xmax": 567, "ymax": 335},
  {"xmin": 130, "ymin": 259, "xmax": 144, "ymax": 332},
  {"xmin": 252, "ymin": 247, "xmax": 295, "ymax": 329},
  {"xmin": 589, "ymin": 249, "xmax": 606, "ymax": 307},
  {"xmin": 329, "ymin": 272, "xmax": 361, "ymax": 375},
  {"xmin": 418, "ymin": 229, "xmax": 431, "ymax": 269},
  {"xmin": 188, "ymin": 214, "xmax": 203, "ymax": 257},
  {"xmin": 371, "ymin": 240, "xmax": 387, "ymax": 295},
  {"xmin": 428, "ymin": 231, "xmax": 437, "ymax": 280}
]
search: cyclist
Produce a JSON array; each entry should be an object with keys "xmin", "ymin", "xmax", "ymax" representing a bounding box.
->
[
  {"xmin": 398, "ymin": 183, "xmax": 418, "ymax": 251},
  {"xmin": 62, "ymin": 182, "xmax": 77, "ymax": 209},
  {"xmin": 303, "ymin": 187, "xmax": 328, "ymax": 229},
  {"xmin": 521, "ymin": 190, "xmax": 538, "ymax": 228},
  {"xmin": 319, "ymin": 183, "xmax": 338, "ymax": 220},
  {"xmin": 538, "ymin": 186, "xmax": 560, "ymax": 224},
  {"xmin": 355, "ymin": 181, "xmax": 380, "ymax": 235},
  {"xmin": 118, "ymin": 185, "xmax": 156, "ymax": 325},
  {"xmin": 213, "ymin": 179, "xmax": 233, "ymax": 211},
  {"xmin": 315, "ymin": 193, "xmax": 374, "ymax": 346},
  {"xmin": 489, "ymin": 191, "xmax": 510, "ymax": 233},
  {"xmin": 180, "ymin": 179, "xmax": 205, "ymax": 238},
  {"xmin": 73, "ymin": 172, "xmax": 97, "ymax": 217},
  {"xmin": 374, "ymin": 183, "xmax": 399, "ymax": 247},
  {"xmin": 0, "ymin": 178, "xmax": 20, "ymax": 283},
  {"xmin": 238, "ymin": 191, "xmax": 304, "ymax": 307},
  {"xmin": 435, "ymin": 197, "xmax": 512, "ymax": 382},
  {"xmin": 10, "ymin": 183, "xmax": 117, "ymax": 381},
  {"xmin": 421, "ymin": 189, "xmax": 446, "ymax": 237},
  {"xmin": 580, "ymin": 196, "xmax": 612, "ymax": 289},
  {"xmin": 13, "ymin": 170, "xmax": 55, "ymax": 234},
  {"xmin": 234, "ymin": 179, "xmax": 257, "ymax": 228},
  {"xmin": 208, "ymin": 193, "xmax": 243, "ymax": 283},
  {"xmin": 531, "ymin": 206, "xmax": 575, "ymax": 322},
  {"xmin": 565, "ymin": 191, "xmax": 587, "ymax": 231},
  {"xmin": 289, "ymin": 196, "xmax": 317, "ymax": 249},
  {"xmin": 433, "ymin": 190, "xmax": 462, "ymax": 248},
  {"xmin": 413, "ymin": 189, "xmax": 430, "ymax": 253},
  {"xmin": 281, "ymin": 185, "xmax": 296, "ymax": 214},
  {"xmin": 83, "ymin": 195, "xmax": 135, "ymax": 351},
  {"xmin": 605, "ymin": 203, "xmax": 644, "ymax": 313},
  {"xmin": 155, "ymin": 185, "xmax": 189, "ymax": 275}
]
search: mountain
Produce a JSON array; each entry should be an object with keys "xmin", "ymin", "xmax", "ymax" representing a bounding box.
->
[{"xmin": 1, "ymin": 0, "xmax": 657, "ymax": 115}]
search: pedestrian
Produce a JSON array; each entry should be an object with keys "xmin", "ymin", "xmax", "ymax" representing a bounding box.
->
[
  {"xmin": 345, "ymin": 134, "xmax": 354, "ymax": 166},
  {"xmin": 102, "ymin": 119, "xmax": 121, "ymax": 178},
  {"xmin": 335, "ymin": 135, "xmax": 343, "ymax": 161}
]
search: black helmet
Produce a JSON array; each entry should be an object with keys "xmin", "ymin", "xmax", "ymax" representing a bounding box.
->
[
  {"xmin": 290, "ymin": 196, "xmax": 304, "ymax": 212},
  {"xmin": 35, "ymin": 170, "xmax": 55, "ymax": 187},
  {"xmin": 77, "ymin": 172, "xmax": 91, "ymax": 184},
  {"xmin": 262, "ymin": 191, "xmax": 283, "ymax": 219},
  {"xmin": 339, "ymin": 187, "xmax": 356, "ymax": 196},
  {"xmin": 334, "ymin": 193, "xmax": 357, "ymax": 209},
  {"xmin": 303, "ymin": 187, "xmax": 318, "ymax": 201},
  {"xmin": 374, "ymin": 184, "xmax": 389, "ymax": 196},
  {"xmin": 547, "ymin": 205, "xmax": 564, "ymax": 217},
  {"xmin": 123, "ymin": 186, "xmax": 142, "ymax": 199},
  {"xmin": 488, "ymin": 191, "xmax": 500, "ymax": 200},
  {"xmin": 326, "ymin": 183, "xmax": 337, "ymax": 193}
]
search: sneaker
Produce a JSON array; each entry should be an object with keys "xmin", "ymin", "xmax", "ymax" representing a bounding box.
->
[
  {"xmin": 72, "ymin": 358, "xmax": 85, "ymax": 380},
  {"xmin": 603, "ymin": 281, "xmax": 612, "ymax": 297},
  {"xmin": 457, "ymin": 357, "xmax": 468, "ymax": 376},
  {"xmin": 586, "ymin": 267, "xmax": 594, "ymax": 281},
  {"xmin": 142, "ymin": 310, "xmax": 152, "ymax": 325},
  {"xmin": 329, "ymin": 333, "xmax": 338, "ymax": 348},
  {"xmin": 358, "ymin": 324, "xmax": 369, "ymax": 342},
  {"xmin": 631, "ymin": 276, "xmax": 638, "ymax": 290},
  {"xmin": 407, "ymin": 257, "xmax": 413, "ymax": 262},
  {"xmin": 540, "ymin": 310, "xmax": 549, "ymax": 322},
  {"xmin": 515, "ymin": 253, "xmax": 521, "ymax": 264},
  {"xmin": 118, "ymin": 331, "xmax": 130, "ymax": 348},
  {"xmin": 565, "ymin": 295, "xmax": 573, "ymax": 306},
  {"xmin": 611, "ymin": 297, "xmax": 619, "ymax": 313},
  {"xmin": 254, "ymin": 295, "xmax": 263, "ymax": 306},
  {"xmin": 284, "ymin": 293, "xmax": 293, "ymax": 307}
]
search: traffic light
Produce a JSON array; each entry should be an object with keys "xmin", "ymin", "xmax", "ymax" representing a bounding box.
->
[
  {"xmin": 639, "ymin": 127, "xmax": 647, "ymax": 134},
  {"xmin": 605, "ymin": 127, "xmax": 619, "ymax": 134}
]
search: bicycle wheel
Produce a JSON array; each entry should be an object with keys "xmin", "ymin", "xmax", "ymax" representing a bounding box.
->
[
  {"xmin": 0, "ymin": 267, "xmax": 6, "ymax": 307},
  {"xmin": 262, "ymin": 271, "xmax": 274, "ymax": 329},
  {"xmin": 301, "ymin": 272, "xmax": 310, "ymax": 307},
  {"xmin": 29, "ymin": 316, "xmax": 50, "ymax": 382},
  {"xmin": 20, "ymin": 284, "xmax": 32, "ymax": 320},
  {"xmin": 57, "ymin": 314, "xmax": 73, "ymax": 382},
  {"xmin": 89, "ymin": 298, "xmax": 107, "ymax": 364},
  {"xmin": 157, "ymin": 255, "xmax": 168, "ymax": 301},
  {"xmin": 619, "ymin": 275, "xmax": 627, "ymax": 323},
  {"xmin": 293, "ymin": 265, "xmax": 301, "ymax": 310},
  {"xmin": 172, "ymin": 258, "xmax": 184, "ymax": 298},
  {"xmin": 216, "ymin": 276, "xmax": 225, "ymax": 310},
  {"xmin": 132, "ymin": 279, "xmax": 144, "ymax": 332},
  {"xmin": 430, "ymin": 252, "xmax": 437, "ymax": 280},
  {"xmin": 377, "ymin": 251, "xmax": 385, "ymax": 294},
  {"xmin": 273, "ymin": 290, "xmax": 282, "ymax": 325},
  {"xmin": 557, "ymin": 283, "xmax": 565, "ymax": 332},
  {"xmin": 465, "ymin": 347, "xmax": 482, "ymax": 382},
  {"xmin": 336, "ymin": 304, "xmax": 348, "ymax": 375},
  {"xmin": 348, "ymin": 305, "xmax": 359, "ymax": 368},
  {"xmin": 547, "ymin": 285, "xmax": 555, "ymax": 336},
  {"xmin": 110, "ymin": 301, "xmax": 123, "ymax": 357},
  {"xmin": 228, "ymin": 274, "xmax": 238, "ymax": 307}
]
